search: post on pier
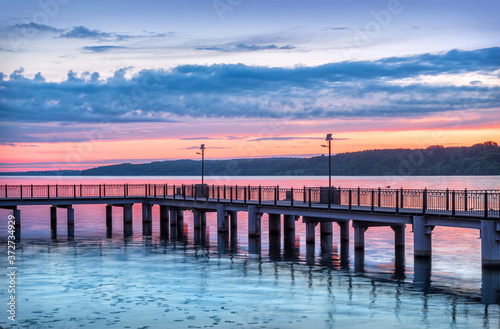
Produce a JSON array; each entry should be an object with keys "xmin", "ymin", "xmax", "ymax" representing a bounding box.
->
[
  {"xmin": 320, "ymin": 222, "xmax": 333, "ymax": 252},
  {"xmin": 106, "ymin": 205, "xmax": 113, "ymax": 238},
  {"xmin": 217, "ymin": 203, "xmax": 229, "ymax": 232},
  {"xmin": 50, "ymin": 206, "xmax": 57, "ymax": 239},
  {"xmin": 123, "ymin": 204, "xmax": 133, "ymax": 237},
  {"xmin": 268, "ymin": 214, "xmax": 281, "ymax": 257},
  {"xmin": 142, "ymin": 203, "xmax": 153, "ymax": 236},
  {"xmin": 481, "ymin": 220, "xmax": 500, "ymax": 268},
  {"xmin": 248, "ymin": 205, "xmax": 262, "ymax": 254},
  {"xmin": 160, "ymin": 205, "xmax": 169, "ymax": 238},
  {"xmin": 413, "ymin": 216, "xmax": 432, "ymax": 258},
  {"xmin": 67, "ymin": 206, "xmax": 74, "ymax": 239}
]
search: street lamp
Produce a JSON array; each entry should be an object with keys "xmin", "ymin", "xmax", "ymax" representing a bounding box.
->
[
  {"xmin": 196, "ymin": 144, "xmax": 205, "ymax": 185},
  {"xmin": 321, "ymin": 133, "xmax": 332, "ymax": 189}
]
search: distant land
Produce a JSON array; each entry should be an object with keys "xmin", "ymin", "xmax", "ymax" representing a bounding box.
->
[{"xmin": 3, "ymin": 142, "xmax": 499, "ymax": 176}]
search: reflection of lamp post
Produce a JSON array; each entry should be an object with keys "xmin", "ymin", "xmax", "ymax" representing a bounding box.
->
[
  {"xmin": 196, "ymin": 144, "xmax": 205, "ymax": 185},
  {"xmin": 321, "ymin": 134, "xmax": 332, "ymax": 189}
]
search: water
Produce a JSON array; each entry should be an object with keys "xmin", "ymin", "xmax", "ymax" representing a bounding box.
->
[{"xmin": 1, "ymin": 176, "xmax": 499, "ymax": 328}]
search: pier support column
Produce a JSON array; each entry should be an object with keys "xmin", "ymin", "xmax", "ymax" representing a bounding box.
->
[
  {"xmin": 142, "ymin": 203, "xmax": 153, "ymax": 236},
  {"xmin": 283, "ymin": 215, "xmax": 296, "ymax": 254},
  {"xmin": 67, "ymin": 207, "xmax": 74, "ymax": 239},
  {"xmin": 229, "ymin": 211, "xmax": 237, "ymax": 231},
  {"xmin": 284, "ymin": 214, "xmax": 295, "ymax": 231},
  {"xmin": 269, "ymin": 214, "xmax": 281, "ymax": 259},
  {"xmin": 193, "ymin": 209, "xmax": 202, "ymax": 229},
  {"xmin": 338, "ymin": 221, "xmax": 350, "ymax": 267},
  {"xmin": 13, "ymin": 208, "xmax": 21, "ymax": 241},
  {"xmin": 353, "ymin": 225, "xmax": 366, "ymax": 250},
  {"xmin": 159, "ymin": 205, "xmax": 169, "ymax": 238},
  {"xmin": 106, "ymin": 205, "xmax": 112, "ymax": 238},
  {"xmin": 217, "ymin": 204, "xmax": 229, "ymax": 232},
  {"xmin": 306, "ymin": 222, "xmax": 316, "ymax": 243},
  {"xmin": 177, "ymin": 210, "xmax": 184, "ymax": 239},
  {"xmin": 481, "ymin": 220, "xmax": 500, "ymax": 268},
  {"xmin": 320, "ymin": 222, "xmax": 333, "ymax": 252},
  {"xmin": 248, "ymin": 206, "xmax": 262, "ymax": 254},
  {"xmin": 169, "ymin": 208, "xmax": 178, "ymax": 240},
  {"xmin": 123, "ymin": 205, "xmax": 133, "ymax": 237},
  {"xmin": 50, "ymin": 206, "xmax": 57, "ymax": 239},
  {"xmin": 413, "ymin": 216, "xmax": 432, "ymax": 258}
]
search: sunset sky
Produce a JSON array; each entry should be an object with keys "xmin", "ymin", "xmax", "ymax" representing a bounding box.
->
[{"xmin": 0, "ymin": 0, "xmax": 499, "ymax": 172}]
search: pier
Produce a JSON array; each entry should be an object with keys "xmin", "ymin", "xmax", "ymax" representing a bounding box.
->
[{"xmin": 1, "ymin": 183, "xmax": 499, "ymax": 271}]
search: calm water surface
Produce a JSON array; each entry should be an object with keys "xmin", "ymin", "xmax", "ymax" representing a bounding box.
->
[{"xmin": 0, "ymin": 176, "xmax": 499, "ymax": 328}]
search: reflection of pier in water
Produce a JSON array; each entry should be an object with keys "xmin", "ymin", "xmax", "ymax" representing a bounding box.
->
[{"xmin": 1, "ymin": 183, "xmax": 499, "ymax": 304}]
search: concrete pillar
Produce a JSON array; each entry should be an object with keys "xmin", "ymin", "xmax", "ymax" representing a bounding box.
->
[
  {"xmin": 217, "ymin": 204, "xmax": 229, "ymax": 232},
  {"xmin": 392, "ymin": 225, "xmax": 405, "ymax": 249},
  {"xmin": 481, "ymin": 220, "xmax": 500, "ymax": 267},
  {"xmin": 248, "ymin": 205, "xmax": 261, "ymax": 237},
  {"xmin": 320, "ymin": 222, "xmax": 333, "ymax": 252},
  {"xmin": 169, "ymin": 209, "xmax": 178, "ymax": 226},
  {"xmin": 306, "ymin": 222, "xmax": 316, "ymax": 243},
  {"xmin": 354, "ymin": 225, "xmax": 367, "ymax": 250},
  {"xmin": 413, "ymin": 216, "xmax": 432, "ymax": 257},
  {"xmin": 142, "ymin": 203, "xmax": 153, "ymax": 236},
  {"xmin": 284, "ymin": 214, "xmax": 295, "ymax": 231},
  {"xmin": 193, "ymin": 210, "xmax": 201, "ymax": 229},
  {"xmin": 229, "ymin": 211, "xmax": 237, "ymax": 230},
  {"xmin": 50, "ymin": 206, "xmax": 57, "ymax": 239},
  {"xmin": 13, "ymin": 208, "xmax": 20, "ymax": 241},
  {"xmin": 106, "ymin": 205, "xmax": 112, "ymax": 238},
  {"xmin": 269, "ymin": 214, "xmax": 281, "ymax": 234},
  {"xmin": 67, "ymin": 207, "xmax": 74, "ymax": 239},
  {"xmin": 159, "ymin": 205, "xmax": 169, "ymax": 238},
  {"xmin": 123, "ymin": 205, "xmax": 133, "ymax": 237}
]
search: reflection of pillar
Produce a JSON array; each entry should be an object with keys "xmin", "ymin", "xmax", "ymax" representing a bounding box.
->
[
  {"xmin": 67, "ymin": 207, "xmax": 75, "ymax": 239},
  {"xmin": 269, "ymin": 214, "xmax": 281, "ymax": 259},
  {"xmin": 482, "ymin": 268, "xmax": 500, "ymax": 305},
  {"xmin": 50, "ymin": 206, "xmax": 57, "ymax": 239},
  {"xmin": 218, "ymin": 232, "xmax": 229, "ymax": 254},
  {"xmin": 142, "ymin": 203, "xmax": 153, "ymax": 236},
  {"xmin": 177, "ymin": 210, "xmax": 184, "ymax": 239},
  {"xmin": 354, "ymin": 249, "xmax": 364, "ymax": 273},
  {"xmin": 353, "ymin": 222, "xmax": 365, "ymax": 273},
  {"xmin": 320, "ymin": 222, "xmax": 333, "ymax": 252},
  {"xmin": 123, "ymin": 205, "xmax": 133, "ymax": 237},
  {"xmin": 392, "ymin": 225, "xmax": 405, "ymax": 278},
  {"xmin": 414, "ymin": 257, "xmax": 432, "ymax": 292},
  {"xmin": 106, "ymin": 205, "xmax": 112, "ymax": 238},
  {"xmin": 249, "ymin": 236, "xmax": 261, "ymax": 254},
  {"xmin": 338, "ymin": 221, "xmax": 349, "ymax": 267},
  {"xmin": 12, "ymin": 208, "xmax": 21, "ymax": 241},
  {"xmin": 283, "ymin": 215, "xmax": 296, "ymax": 255},
  {"xmin": 413, "ymin": 216, "xmax": 432, "ymax": 258},
  {"xmin": 159, "ymin": 205, "xmax": 169, "ymax": 238},
  {"xmin": 481, "ymin": 220, "xmax": 500, "ymax": 267},
  {"xmin": 229, "ymin": 211, "xmax": 237, "ymax": 252},
  {"xmin": 169, "ymin": 208, "xmax": 177, "ymax": 240},
  {"xmin": 306, "ymin": 241, "xmax": 315, "ymax": 266}
]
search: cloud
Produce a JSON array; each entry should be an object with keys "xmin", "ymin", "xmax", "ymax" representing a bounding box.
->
[
  {"xmin": 0, "ymin": 47, "xmax": 499, "ymax": 125},
  {"xmin": 249, "ymin": 136, "xmax": 349, "ymax": 142},
  {"xmin": 197, "ymin": 43, "xmax": 295, "ymax": 52},
  {"xmin": 180, "ymin": 137, "xmax": 216, "ymax": 140},
  {"xmin": 10, "ymin": 22, "xmax": 62, "ymax": 33},
  {"xmin": 59, "ymin": 26, "xmax": 131, "ymax": 41},
  {"xmin": 82, "ymin": 46, "xmax": 129, "ymax": 53}
]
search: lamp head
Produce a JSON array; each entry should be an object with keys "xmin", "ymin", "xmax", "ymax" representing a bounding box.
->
[{"xmin": 200, "ymin": 144, "xmax": 205, "ymax": 150}]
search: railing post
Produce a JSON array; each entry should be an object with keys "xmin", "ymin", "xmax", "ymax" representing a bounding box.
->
[
  {"xmin": 400, "ymin": 187, "xmax": 404, "ymax": 209},
  {"xmin": 230, "ymin": 186, "xmax": 233, "ymax": 203},
  {"xmin": 212, "ymin": 185, "xmax": 215, "ymax": 199},
  {"xmin": 357, "ymin": 187, "xmax": 360, "ymax": 206},
  {"xmin": 348, "ymin": 189, "xmax": 352, "ymax": 210},
  {"xmin": 56, "ymin": 184, "xmax": 58, "ymax": 198},
  {"xmin": 235, "ymin": 185, "xmax": 238, "ymax": 200},
  {"xmin": 244, "ymin": 186, "xmax": 247, "ymax": 205},
  {"xmin": 47, "ymin": 185, "xmax": 50, "ymax": 200},
  {"xmin": 80, "ymin": 184, "xmax": 82, "ymax": 198},
  {"xmin": 206, "ymin": 185, "xmax": 209, "ymax": 201},
  {"xmin": 163, "ymin": 184, "xmax": 166, "ymax": 199},
  {"xmin": 290, "ymin": 187, "xmax": 294, "ymax": 207},
  {"xmin": 145, "ymin": 184, "xmax": 147, "ymax": 198},
  {"xmin": 378, "ymin": 187, "xmax": 381, "ymax": 207},
  {"xmin": 423, "ymin": 188, "xmax": 427, "ymax": 214},
  {"xmin": 224, "ymin": 185, "xmax": 226, "ymax": 199},
  {"xmin": 103, "ymin": 183, "xmax": 106, "ymax": 197},
  {"xmin": 20, "ymin": 185, "xmax": 23, "ymax": 200},
  {"xmin": 328, "ymin": 186, "xmax": 331, "ymax": 209},
  {"xmin": 4, "ymin": 184, "xmax": 7, "ymax": 198},
  {"xmin": 99, "ymin": 184, "xmax": 102, "ymax": 199},
  {"xmin": 248, "ymin": 185, "xmax": 251, "ymax": 201},
  {"xmin": 74, "ymin": 184, "xmax": 76, "ymax": 199},
  {"xmin": 308, "ymin": 188, "xmax": 312, "ymax": 208},
  {"xmin": 258, "ymin": 185, "xmax": 262, "ymax": 206},
  {"xmin": 484, "ymin": 191, "xmax": 488, "ymax": 219},
  {"xmin": 446, "ymin": 188, "xmax": 450, "ymax": 211},
  {"xmin": 452, "ymin": 190, "xmax": 456, "ymax": 216},
  {"xmin": 395, "ymin": 189, "xmax": 399, "ymax": 214},
  {"xmin": 464, "ymin": 188, "xmax": 468, "ymax": 212},
  {"xmin": 217, "ymin": 186, "xmax": 220, "ymax": 202},
  {"xmin": 173, "ymin": 184, "xmax": 176, "ymax": 200},
  {"xmin": 371, "ymin": 189, "xmax": 374, "ymax": 211},
  {"xmin": 183, "ymin": 185, "xmax": 186, "ymax": 200},
  {"xmin": 31, "ymin": 184, "xmax": 33, "ymax": 198},
  {"xmin": 303, "ymin": 186, "xmax": 306, "ymax": 203}
]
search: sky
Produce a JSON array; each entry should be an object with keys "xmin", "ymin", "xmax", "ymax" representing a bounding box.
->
[{"xmin": 0, "ymin": 0, "xmax": 499, "ymax": 172}]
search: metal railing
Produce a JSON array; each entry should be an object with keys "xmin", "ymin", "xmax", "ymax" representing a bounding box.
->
[{"xmin": 0, "ymin": 184, "xmax": 498, "ymax": 219}]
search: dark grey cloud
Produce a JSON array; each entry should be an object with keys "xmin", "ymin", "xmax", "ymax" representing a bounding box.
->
[
  {"xmin": 82, "ymin": 46, "xmax": 128, "ymax": 53},
  {"xmin": 197, "ymin": 43, "xmax": 295, "ymax": 52},
  {"xmin": 10, "ymin": 22, "xmax": 62, "ymax": 33},
  {"xmin": 0, "ymin": 47, "xmax": 498, "ymax": 126}
]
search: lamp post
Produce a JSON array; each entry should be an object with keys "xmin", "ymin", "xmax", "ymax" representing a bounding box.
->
[
  {"xmin": 321, "ymin": 134, "xmax": 332, "ymax": 189},
  {"xmin": 196, "ymin": 144, "xmax": 205, "ymax": 185}
]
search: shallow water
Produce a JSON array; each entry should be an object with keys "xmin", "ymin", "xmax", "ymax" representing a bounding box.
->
[{"xmin": 1, "ymin": 176, "xmax": 499, "ymax": 328}]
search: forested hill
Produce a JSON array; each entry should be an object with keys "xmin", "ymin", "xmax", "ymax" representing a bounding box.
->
[{"xmin": 4, "ymin": 141, "xmax": 500, "ymax": 176}]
